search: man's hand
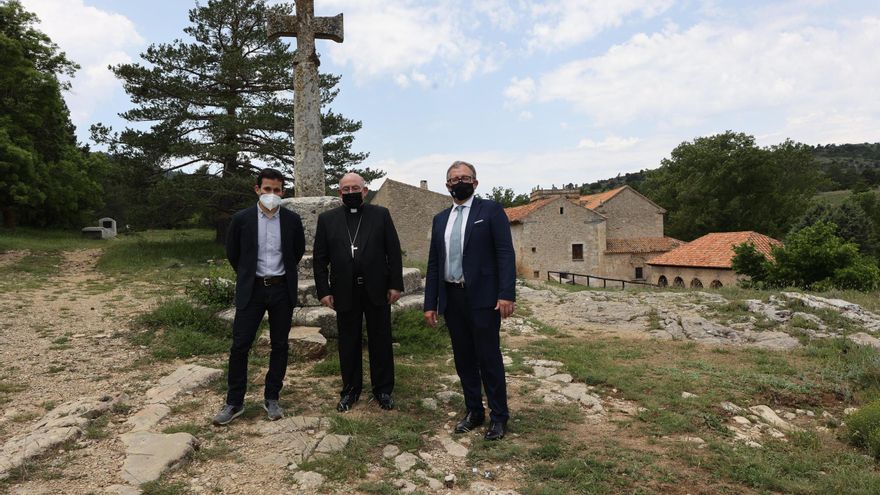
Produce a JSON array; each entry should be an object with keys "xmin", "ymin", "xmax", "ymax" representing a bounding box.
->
[
  {"xmin": 495, "ymin": 299, "xmax": 515, "ymax": 319},
  {"xmin": 320, "ymin": 295, "xmax": 334, "ymax": 310},
  {"xmin": 387, "ymin": 289, "xmax": 401, "ymax": 305},
  {"xmin": 424, "ymin": 310, "xmax": 438, "ymax": 327}
]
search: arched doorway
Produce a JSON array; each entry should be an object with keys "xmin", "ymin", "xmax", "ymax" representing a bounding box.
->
[
  {"xmin": 673, "ymin": 277, "xmax": 684, "ymax": 288},
  {"xmin": 658, "ymin": 276, "xmax": 668, "ymax": 287},
  {"xmin": 690, "ymin": 278, "xmax": 703, "ymax": 289},
  {"xmin": 710, "ymin": 280, "xmax": 723, "ymax": 289}
]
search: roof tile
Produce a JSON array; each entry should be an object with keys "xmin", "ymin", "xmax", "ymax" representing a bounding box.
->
[{"xmin": 647, "ymin": 231, "xmax": 781, "ymax": 269}]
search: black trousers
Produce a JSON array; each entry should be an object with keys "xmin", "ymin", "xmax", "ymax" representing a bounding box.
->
[
  {"xmin": 226, "ymin": 282, "xmax": 293, "ymax": 406},
  {"xmin": 444, "ymin": 284, "xmax": 509, "ymax": 424},
  {"xmin": 335, "ymin": 286, "xmax": 394, "ymax": 397}
]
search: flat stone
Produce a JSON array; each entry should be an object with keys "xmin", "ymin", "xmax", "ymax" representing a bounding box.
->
[
  {"xmin": 394, "ymin": 452, "xmax": 420, "ymax": 472},
  {"xmin": 525, "ymin": 359, "xmax": 564, "ymax": 367},
  {"xmin": 393, "ymin": 294, "xmax": 424, "ymax": 312},
  {"xmin": 258, "ymin": 415, "xmax": 328, "ymax": 435},
  {"xmin": 394, "ymin": 479, "xmax": 418, "ymax": 494},
  {"xmin": 732, "ymin": 416, "xmax": 752, "ymax": 425},
  {"xmin": 259, "ymin": 326, "xmax": 327, "ymax": 359},
  {"xmin": 749, "ymin": 405, "xmax": 799, "ymax": 432},
  {"xmin": 746, "ymin": 330, "xmax": 801, "ymax": 351},
  {"xmin": 256, "ymin": 452, "xmax": 291, "ymax": 467},
  {"xmin": 293, "ymin": 306, "xmax": 337, "ymax": 338},
  {"xmin": 784, "ymin": 412, "xmax": 797, "ymax": 420},
  {"xmin": 382, "ymin": 444, "xmax": 400, "ymax": 459},
  {"xmin": 438, "ymin": 435, "xmax": 468, "ymax": 458},
  {"xmin": 401, "ymin": 267, "xmax": 423, "ymax": 294},
  {"xmin": 125, "ymin": 404, "xmax": 171, "ymax": 433},
  {"xmin": 469, "ymin": 482, "xmax": 522, "ymax": 495},
  {"xmin": 721, "ymin": 401, "xmax": 744, "ymax": 414},
  {"xmin": 120, "ymin": 431, "xmax": 197, "ymax": 484},
  {"xmin": 293, "ymin": 471, "xmax": 325, "ymax": 491},
  {"xmin": 421, "ymin": 398, "xmax": 438, "ymax": 410},
  {"xmin": 848, "ymin": 332, "xmax": 880, "ymax": 349},
  {"xmin": 259, "ymin": 430, "xmax": 319, "ymax": 463},
  {"xmin": 532, "ymin": 366, "xmax": 557, "ymax": 378},
  {"xmin": 681, "ymin": 392, "xmax": 697, "ymax": 399},
  {"xmin": 313, "ymin": 434, "xmax": 350, "ymax": 457},
  {"xmin": 547, "ymin": 373, "xmax": 573, "ymax": 383},
  {"xmin": 145, "ymin": 365, "xmax": 222, "ymax": 404},
  {"xmin": 542, "ymin": 392, "xmax": 571, "ymax": 404}
]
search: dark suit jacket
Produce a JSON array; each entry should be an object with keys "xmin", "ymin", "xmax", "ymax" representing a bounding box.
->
[
  {"xmin": 423, "ymin": 197, "xmax": 516, "ymax": 315},
  {"xmin": 226, "ymin": 205, "xmax": 306, "ymax": 309},
  {"xmin": 313, "ymin": 204, "xmax": 404, "ymax": 312}
]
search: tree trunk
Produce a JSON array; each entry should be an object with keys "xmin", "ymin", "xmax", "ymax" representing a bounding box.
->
[{"xmin": 2, "ymin": 207, "xmax": 17, "ymax": 229}]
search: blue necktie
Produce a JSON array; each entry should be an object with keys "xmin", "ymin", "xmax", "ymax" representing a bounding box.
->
[{"xmin": 448, "ymin": 205, "xmax": 464, "ymax": 281}]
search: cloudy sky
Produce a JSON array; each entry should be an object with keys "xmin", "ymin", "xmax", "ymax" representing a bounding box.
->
[{"xmin": 19, "ymin": 0, "xmax": 880, "ymax": 195}]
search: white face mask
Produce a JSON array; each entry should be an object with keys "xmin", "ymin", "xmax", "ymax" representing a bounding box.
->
[{"xmin": 259, "ymin": 193, "xmax": 282, "ymax": 211}]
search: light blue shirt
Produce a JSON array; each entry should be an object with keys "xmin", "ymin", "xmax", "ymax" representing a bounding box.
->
[
  {"xmin": 256, "ymin": 205, "xmax": 285, "ymax": 277},
  {"xmin": 444, "ymin": 196, "xmax": 473, "ymax": 282}
]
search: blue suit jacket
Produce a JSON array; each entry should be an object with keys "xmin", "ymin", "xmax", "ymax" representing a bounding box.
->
[
  {"xmin": 226, "ymin": 205, "xmax": 306, "ymax": 309},
  {"xmin": 423, "ymin": 197, "xmax": 516, "ymax": 314}
]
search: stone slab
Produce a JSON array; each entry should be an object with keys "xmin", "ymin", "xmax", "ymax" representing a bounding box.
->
[
  {"xmin": 293, "ymin": 305, "xmax": 338, "ymax": 338},
  {"xmin": 257, "ymin": 326, "xmax": 327, "ymax": 360},
  {"xmin": 313, "ymin": 434, "xmax": 350, "ymax": 457},
  {"xmin": 120, "ymin": 431, "xmax": 196, "ymax": 485},
  {"xmin": 145, "ymin": 365, "xmax": 222, "ymax": 404},
  {"xmin": 125, "ymin": 404, "xmax": 171, "ymax": 433}
]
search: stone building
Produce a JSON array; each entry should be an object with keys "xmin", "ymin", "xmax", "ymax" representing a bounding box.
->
[
  {"xmin": 508, "ymin": 185, "xmax": 681, "ymax": 281},
  {"xmin": 370, "ymin": 178, "xmax": 450, "ymax": 263},
  {"xmin": 647, "ymin": 231, "xmax": 781, "ymax": 288}
]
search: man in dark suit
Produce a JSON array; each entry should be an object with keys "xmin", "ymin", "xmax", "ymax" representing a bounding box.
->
[
  {"xmin": 314, "ymin": 172, "xmax": 404, "ymax": 412},
  {"xmin": 213, "ymin": 168, "xmax": 305, "ymax": 426},
  {"xmin": 424, "ymin": 161, "xmax": 516, "ymax": 440}
]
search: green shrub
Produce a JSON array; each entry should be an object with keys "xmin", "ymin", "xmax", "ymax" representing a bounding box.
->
[
  {"xmin": 134, "ymin": 299, "xmax": 230, "ymax": 359},
  {"xmin": 186, "ymin": 276, "xmax": 235, "ymax": 307},
  {"xmin": 845, "ymin": 399, "xmax": 880, "ymax": 457}
]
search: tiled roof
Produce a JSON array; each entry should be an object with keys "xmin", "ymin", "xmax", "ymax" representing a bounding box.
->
[
  {"xmin": 379, "ymin": 178, "xmax": 449, "ymax": 201},
  {"xmin": 504, "ymin": 198, "xmax": 555, "ymax": 223},
  {"xmin": 647, "ymin": 231, "xmax": 781, "ymax": 269},
  {"xmin": 605, "ymin": 237, "xmax": 684, "ymax": 254},
  {"xmin": 579, "ymin": 186, "xmax": 626, "ymax": 210}
]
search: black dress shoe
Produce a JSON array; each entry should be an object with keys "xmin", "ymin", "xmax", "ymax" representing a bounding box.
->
[
  {"xmin": 375, "ymin": 393, "xmax": 394, "ymax": 410},
  {"xmin": 336, "ymin": 392, "xmax": 360, "ymax": 412},
  {"xmin": 484, "ymin": 421, "xmax": 505, "ymax": 441},
  {"xmin": 454, "ymin": 411, "xmax": 485, "ymax": 433}
]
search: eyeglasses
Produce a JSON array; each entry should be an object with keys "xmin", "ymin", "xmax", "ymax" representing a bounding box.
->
[
  {"xmin": 446, "ymin": 176, "xmax": 475, "ymax": 185},
  {"xmin": 340, "ymin": 186, "xmax": 363, "ymax": 193}
]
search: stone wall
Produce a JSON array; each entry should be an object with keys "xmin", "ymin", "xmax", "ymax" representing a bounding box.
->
[
  {"xmin": 592, "ymin": 187, "xmax": 664, "ymax": 239},
  {"xmin": 602, "ymin": 252, "xmax": 658, "ymax": 282},
  {"xmin": 513, "ymin": 197, "xmax": 606, "ymax": 279},
  {"xmin": 648, "ymin": 265, "xmax": 738, "ymax": 289},
  {"xmin": 371, "ymin": 179, "xmax": 450, "ymax": 263}
]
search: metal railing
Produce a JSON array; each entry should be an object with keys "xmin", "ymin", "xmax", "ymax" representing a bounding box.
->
[{"xmin": 546, "ymin": 271, "xmax": 658, "ymax": 289}]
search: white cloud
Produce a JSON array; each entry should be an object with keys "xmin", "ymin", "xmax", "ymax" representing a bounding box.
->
[
  {"xmin": 526, "ymin": 0, "xmax": 675, "ymax": 51},
  {"xmin": 503, "ymin": 77, "xmax": 536, "ymax": 104},
  {"xmin": 578, "ymin": 136, "xmax": 640, "ymax": 150},
  {"xmin": 518, "ymin": 111, "xmax": 534, "ymax": 121},
  {"xmin": 526, "ymin": 15, "xmax": 880, "ymax": 143},
  {"xmin": 19, "ymin": 0, "xmax": 144, "ymax": 135},
  {"xmin": 320, "ymin": 0, "xmax": 504, "ymax": 86}
]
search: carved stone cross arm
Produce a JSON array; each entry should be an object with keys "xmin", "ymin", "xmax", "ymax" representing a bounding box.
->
[{"xmin": 267, "ymin": 13, "xmax": 343, "ymax": 43}]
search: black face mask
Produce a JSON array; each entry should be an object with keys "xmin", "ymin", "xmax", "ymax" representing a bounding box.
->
[
  {"xmin": 342, "ymin": 192, "xmax": 364, "ymax": 209},
  {"xmin": 449, "ymin": 182, "xmax": 474, "ymax": 201}
]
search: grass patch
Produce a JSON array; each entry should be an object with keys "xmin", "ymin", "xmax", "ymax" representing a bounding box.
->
[
  {"xmin": 162, "ymin": 423, "xmax": 204, "ymax": 436},
  {"xmin": 133, "ymin": 298, "xmax": 230, "ymax": 360},
  {"xmin": 84, "ymin": 416, "xmax": 110, "ymax": 439},
  {"xmin": 140, "ymin": 479, "xmax": 189, "ymax": 495},
  {"xmin": 98, "ymin": 229, "xmax": 226, "ymax": 280},
  {"xmin": 392, "ymin": 309, "xmax": 451, "ymax": 357}
]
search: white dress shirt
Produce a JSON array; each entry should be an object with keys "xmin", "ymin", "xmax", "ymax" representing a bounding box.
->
[
  {"xmin": 256, "ymin": 205, "xmax": 285, "ymax": 277},
  {"xmin": 443, "ymin": 195, "xmax": 473, "ymax": 282}
]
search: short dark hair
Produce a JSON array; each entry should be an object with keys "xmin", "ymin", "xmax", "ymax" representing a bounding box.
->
[
  {"xmin": 257, "ymin": 168, "xmax": 285, "ymax": 187},
  {"xmin": 446, "ymin": 160, "xmax": 477, "ymax": 180}
]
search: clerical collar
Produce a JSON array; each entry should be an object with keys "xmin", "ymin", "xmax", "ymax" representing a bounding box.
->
[{"xmin": 346, "ymin": 207, "xmax": 362, "ymax": 214}]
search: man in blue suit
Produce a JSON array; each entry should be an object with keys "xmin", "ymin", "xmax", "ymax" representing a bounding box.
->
[
  {"xmin": 424, "ymin": 161, "xmax": 516, "ymax": 441},
  {"xmin": 213, "ymin": 168, "xmax": 306, "ymax": 426}
]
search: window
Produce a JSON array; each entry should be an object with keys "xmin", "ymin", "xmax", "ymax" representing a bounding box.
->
[
  {"xmin": 690, "ymin": 278, "xmax": 703, "ymax": 288},
  {"xmin": 572, "ymin": 243, "xmax": 583, "ymax": 261},
  {"xmin": 710, "ymin": 280, "xmax": 723, "ymax": 289},
  {"xmin": 658, "ymin": 276, "xmax": 668, "ymax": 287},
  {"xmin": 533, "ymin": 271, "xmax": 540, "ymax": 278},
  {"xmin": 559, "ymin": 207, "xmax": 564, "ymax": 214},
  {"xmin": 531, "ymin": 247, "xmax": 536, "ymax": 253},
  {"xmin": 634, "ymin": 267, "xmax": 644, "ymax": 279},
  {"xmin": 673, "ymin": 277, "xmax": 684, "ymax": 288}
]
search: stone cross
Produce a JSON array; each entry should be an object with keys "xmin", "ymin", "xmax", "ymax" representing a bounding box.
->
[{"xmin": 268, "ymin": 0, "xmax": 344, "ymax": 197}]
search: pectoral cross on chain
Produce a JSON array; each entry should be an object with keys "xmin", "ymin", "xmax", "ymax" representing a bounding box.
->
[{"xmin": 351, "ymin": 244, "xmax": 358, "ymax": 258}]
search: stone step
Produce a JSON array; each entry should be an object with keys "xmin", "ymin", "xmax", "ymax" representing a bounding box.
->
[
  {"xmin": 292, "ymin": 293, "xmax": 426, "ymax": 339},
  {"xmin": 296, "ymin": 267, "xmax": 423, "ymax": 307}
]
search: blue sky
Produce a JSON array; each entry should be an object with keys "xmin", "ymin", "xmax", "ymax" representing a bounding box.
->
[{"xmin": 19, "ymin": 0, "xmax": 880, "ymax": 195}]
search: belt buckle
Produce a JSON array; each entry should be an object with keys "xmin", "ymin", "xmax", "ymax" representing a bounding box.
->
[
  {"xmin": 356, "ymin": 276, "xmax": 365, "ymax": 286},
  {"xmin": 263, "ymin": 277, "xmax": 272, "ymax": 287}
]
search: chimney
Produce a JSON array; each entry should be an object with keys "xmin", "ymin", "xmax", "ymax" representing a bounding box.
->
[{"xmin": 420, "ymin": 180, "xmax": 428, "ymax": 190}]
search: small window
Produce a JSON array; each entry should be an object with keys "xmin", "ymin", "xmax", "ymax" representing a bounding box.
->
[
  {"xmin": 673, "ymin": 277, "xmax": 684, "ymax": 288},
  {"xmin": 635, "ymin": 267, "xmax": 644, "ymax": 279},
  {"xmin": 572, "ymin": 243, "xmax": 584, "ymax": 261},
  {"xmin": 533, "ymin": 271, "xmax": 540, "ymax": 278},
  {"xmin": 690, "ymin": 278, "xmax": 703, "ymax": 288},
  {"xmin": 658, "ymin": 276, "xmax": 668, "ymax": 287},
  {"xmin": 710, "ymin": 280, "xmax": 723, "ymax": 289},
  {"xmin": 559, "ymin": 207, "xmax": 564, "ymax": 214},
  {"xmin": 531, "ymin": 247, "xmax": 536, "ymax": 253}
]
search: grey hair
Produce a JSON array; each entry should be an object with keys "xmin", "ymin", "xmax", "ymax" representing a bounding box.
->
[{"xmin": 446, "ymin": 161, "xmax": 477, "ymax": 180}]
